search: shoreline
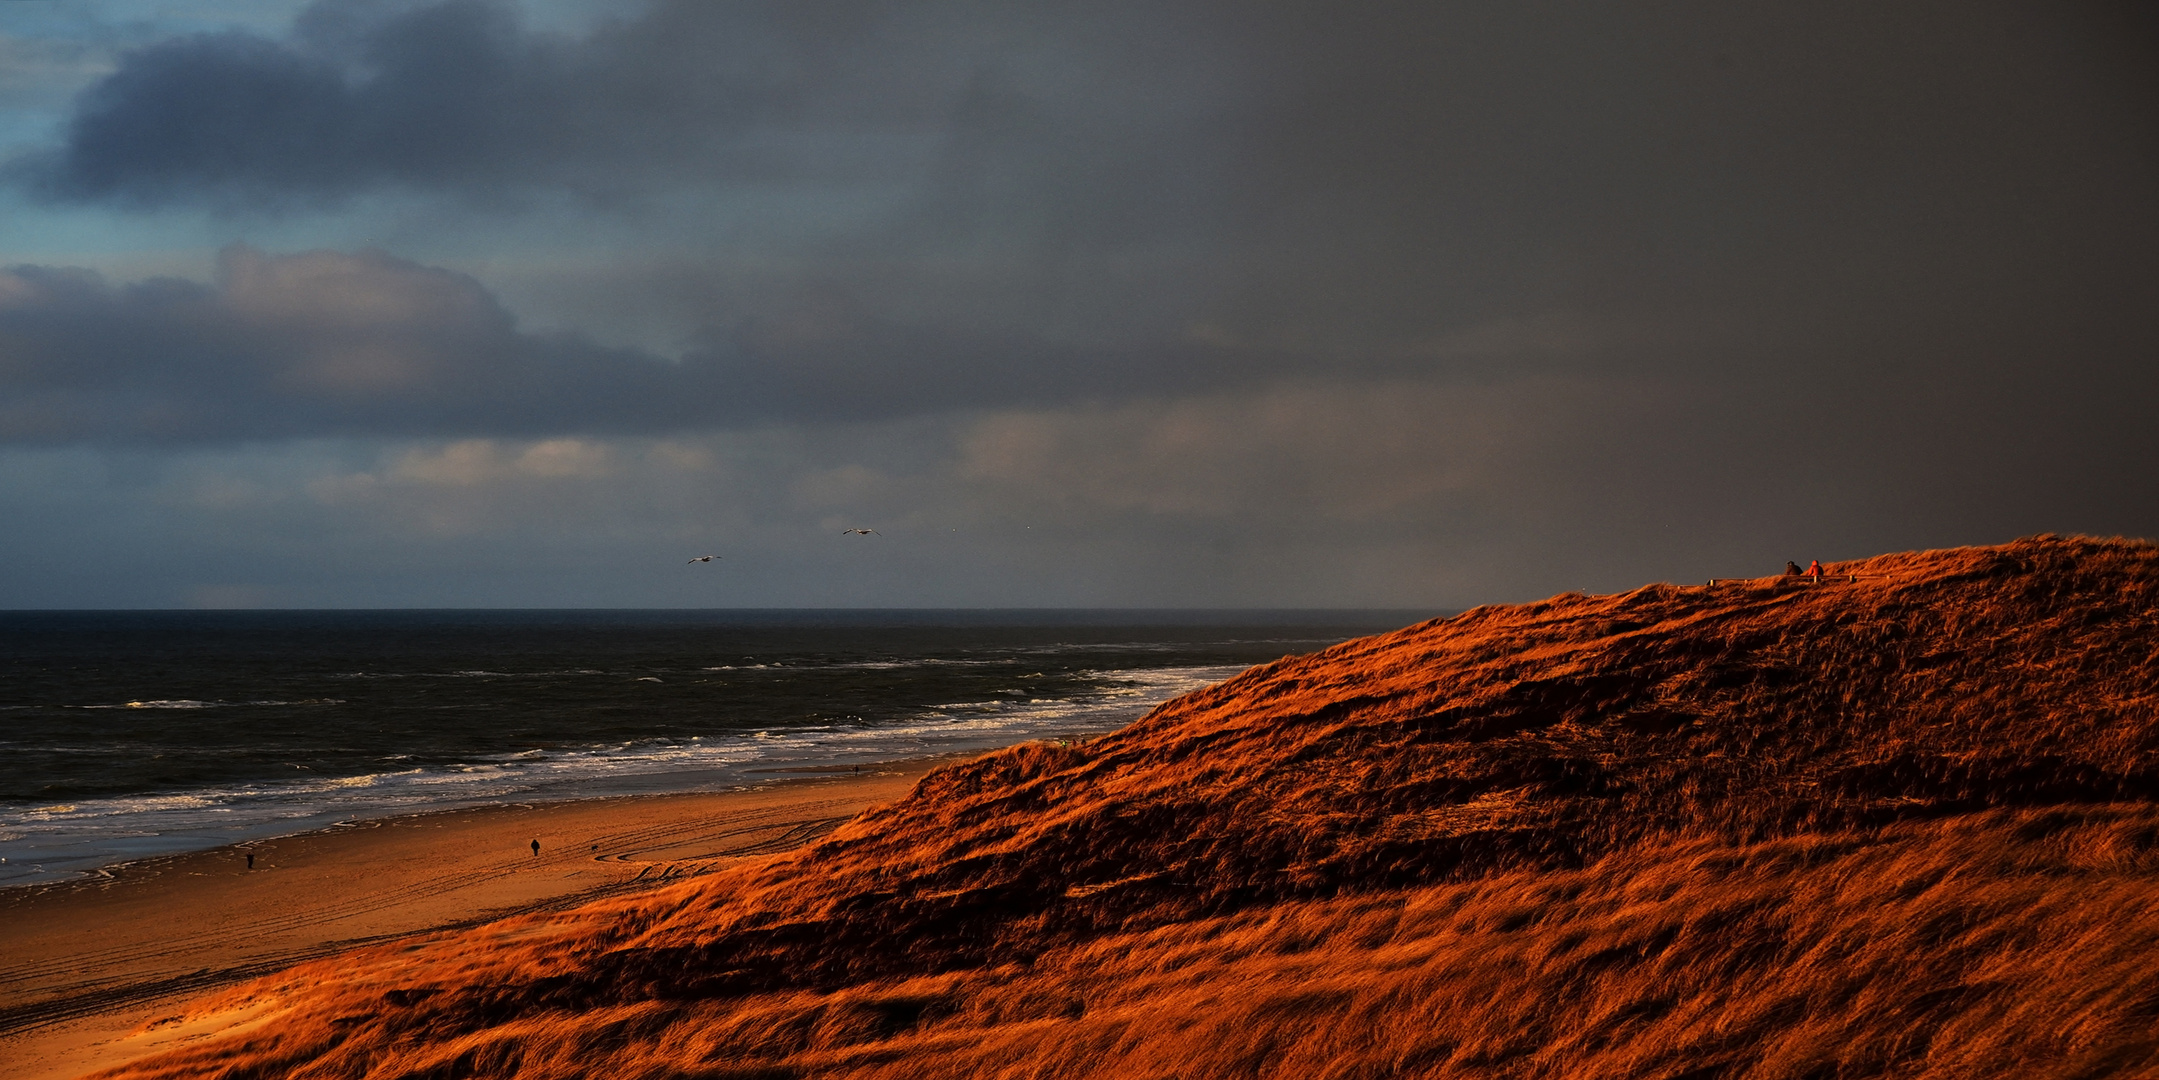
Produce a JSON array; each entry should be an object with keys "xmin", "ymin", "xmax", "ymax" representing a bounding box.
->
[
  {"xmin": 1, "ymin": 757, "xmax": 940, "ymax": 895},
  {"xmin": 0, "ymin": 678, "xmax": 1232, "ymax": 893},
  {"xmin": 0, "ymin": 756, "xmax": 962, "ymax": 1079}
]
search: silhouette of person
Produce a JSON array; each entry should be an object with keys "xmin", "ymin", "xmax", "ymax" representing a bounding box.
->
[
  {"xmin": 1785, "ymin": 561, "xmax": 1803, "ymax": 577},
  {"xmin": 1807, "ymin": 559, "xmax": 1824, "ymax": 580},
  {"xmin": 246, "ymin": 853, "xmax": 254, "ymax": 870},
  {"xmin": 531, "ymin": 839, "xmax": 540, "ymax": 857}
]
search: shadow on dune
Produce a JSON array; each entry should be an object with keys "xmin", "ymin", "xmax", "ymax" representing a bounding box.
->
[{"xmin": 102, "ymin": 535, "xmax": 2159, "ymax": 1079}]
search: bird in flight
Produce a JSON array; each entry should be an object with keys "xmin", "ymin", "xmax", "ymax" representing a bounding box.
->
[
  {"xmin": 688, "ymin": 555, "xmax": 721, "ymax": 563},
  {"xmin": 842, "ymin": 528, "xmax": 879, "ymax": 536}
]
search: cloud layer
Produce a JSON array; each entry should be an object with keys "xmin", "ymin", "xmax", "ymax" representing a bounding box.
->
[
  {"xmin": 0, "ymin": 0, "xmax": 2154, "ymax": 605},
  {"xmin": 14, "ymin": 1, "xmax": 2151, "ymax": 428},
  {"xmin": 1, "ymin": 246, "xmax": 679, "ymax": 440},
  {"xmin": 24, "ymin": 0, "xmax": 1235, "ymax": 211},
  {"xmin": 0, "ymin": 244, "xmax": 1403, "ymax": 441}
]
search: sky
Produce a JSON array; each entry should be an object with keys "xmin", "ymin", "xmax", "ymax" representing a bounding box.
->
[{"xmin": 0, "ymin": 0, "xmax": 2154, "ymax": 609}]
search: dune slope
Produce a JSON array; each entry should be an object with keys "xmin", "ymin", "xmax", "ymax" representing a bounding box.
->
[{"xmin": 98, "ymin": 536, "xmax": 2159, "ymax": 1079}]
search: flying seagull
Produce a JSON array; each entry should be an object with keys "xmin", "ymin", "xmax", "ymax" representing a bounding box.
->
[
  {"xmin": 688, "ymin": 555, "xmax": 721, "ymax": 563},
  {"xmin": 842, "ymin": 528, "xmax": 879, "ymax": 536}
]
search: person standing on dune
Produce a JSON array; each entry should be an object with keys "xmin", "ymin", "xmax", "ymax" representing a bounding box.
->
[
  {"xmin": 1807, "ymin": 560, "xmax": 1824, "ymax": 580},
  {"xmin": 531, "ymin": 839, "xmax": 540, "ymax": 857}
]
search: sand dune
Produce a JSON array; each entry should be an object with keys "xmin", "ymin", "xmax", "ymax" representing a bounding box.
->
[
  {"xmin": 0, "ymin": 768, "xmax": 932, "ymax": 1079},
  {"xmin": 33, "ymin": 535, "xmax": 2159, "ymax": 1078}
]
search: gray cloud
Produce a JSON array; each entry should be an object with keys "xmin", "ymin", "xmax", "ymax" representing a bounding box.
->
[
  {"xmin": 0, "ymin": 246, "xmax": 678, "ymax": 441},
  {"xmin": 20, "ymin": 0, "xmax": 1236, "ymax": 214},
  {"xmin": 22, "ymin": 1, "xmax": 2156, "ymax": 364},
  {"xmin": 5, "ymin": 367, "xmax": 2151, "ymax": 610},
  {"xmin": 0, "ymin": 245, "xmax": 1373, "ymax": 442},
  {"xmin": 2, "ymin": 0, "xmax": 2154, "ymax": 556},
  {"xmin": 23, "ymin": 0, "xmax": 711, "ymax": 206}
]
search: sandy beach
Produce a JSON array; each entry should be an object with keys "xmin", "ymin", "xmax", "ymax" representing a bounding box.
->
[{"xmin": 0, "ymin": 762, "xmax": 941, "ymax": 1080}]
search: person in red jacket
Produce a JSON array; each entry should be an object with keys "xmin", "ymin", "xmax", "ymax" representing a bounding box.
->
[{"xmin": 1806, "ymin": 559, "xmax": 1824, "ymax": 580}]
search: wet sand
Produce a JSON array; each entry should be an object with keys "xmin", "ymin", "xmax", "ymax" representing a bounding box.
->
[{"xmin": 0, "ymin": 763, "xmax": 942, "ymax": 1080}]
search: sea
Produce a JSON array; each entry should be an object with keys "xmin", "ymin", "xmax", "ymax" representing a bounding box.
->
[{"xmin": 0, "ymin": 609, "xmax": 1429, "ymax": 888}]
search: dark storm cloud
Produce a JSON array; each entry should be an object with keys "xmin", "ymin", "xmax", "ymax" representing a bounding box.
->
[
  {"xmin": 0, "ymin": 245, "xmax": 1327, "ymax": 443},
  {"xmin": 0, "ymin": 247, "xmax": 664, "ymax": 441},
  {"xmin": 23, "ymin": 0, "xmax": 754, "ymax": 205},
  {"xmin": 8, "ymin": 0, "xmax": 2158, "ymax": 448},
  {"xmin": 21, "ymin": 0, "xmax": 1234, "ymax": 214}
]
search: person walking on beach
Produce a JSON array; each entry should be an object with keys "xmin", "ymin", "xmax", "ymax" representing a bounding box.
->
[
  {"xmin": 531, "ymin": 839, "xmax": 540, "ymax": 857},
  {"xmin": 246, "ymin": 853, "xmax": 254, "ymax": 870}
]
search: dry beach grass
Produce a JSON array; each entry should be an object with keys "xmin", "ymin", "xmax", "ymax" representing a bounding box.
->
[
  {"xmin": 45, "ymin": 535, "xmax": 2159, "ymax": 1078},
  {"xmin": 0, "ymin": 769, "xmax": 938, "ymax": 1079}
]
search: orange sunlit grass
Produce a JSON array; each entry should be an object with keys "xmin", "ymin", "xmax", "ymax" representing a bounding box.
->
[{"xmin": 98, "ymin": 535, "xmax": 2159, "ymax": 1079}]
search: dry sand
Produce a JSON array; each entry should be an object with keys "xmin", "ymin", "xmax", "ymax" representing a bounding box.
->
[{"xmin": 0, "ymin": 762, "xmax": 942, "ymax": 1080}]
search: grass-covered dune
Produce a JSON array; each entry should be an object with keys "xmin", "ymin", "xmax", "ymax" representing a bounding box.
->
[{"xmin": 103, "ymin": 535, "xmax": 2159, "ymax": 1079}]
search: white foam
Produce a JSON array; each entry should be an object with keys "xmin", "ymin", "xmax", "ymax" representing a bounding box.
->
[{"xmin": 0, "ymin": 663, "xmax": 1247, "ymax": 888}]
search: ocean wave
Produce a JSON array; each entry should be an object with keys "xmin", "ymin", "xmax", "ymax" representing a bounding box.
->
[
  {"xmin": 820, "ymin": 658, "xmax": 1014, "ymax": 670},
  {"xmin": 321, "ymin": 652, "xmax": 1279, "ymax": 679},
  {"xmin": 88, "ymin": 699, "xmax": 215, "ymax": 710},
  {"xmin": 62, "ymin": 698, "xmax": 345, "ymax": 711},
  {"xmin": 0, "ymin": 663, "xmax": 1247, "ymax": 888},
  {"xmin": 331, "ymin": 669, "xmax": 607, "ymax": 680}
]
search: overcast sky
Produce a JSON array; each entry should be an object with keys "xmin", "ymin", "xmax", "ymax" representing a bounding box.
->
[{"xmin": 0, "ymin": 0, "xmax": 2153, "ymax": 609}]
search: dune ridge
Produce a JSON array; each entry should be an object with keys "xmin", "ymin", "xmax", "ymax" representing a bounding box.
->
[{"xmin": 94, "ymin": 535, "xmax": 2159, "ymax": 1079}]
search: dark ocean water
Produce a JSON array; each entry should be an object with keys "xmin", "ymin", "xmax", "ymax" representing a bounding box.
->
[{"xmin": 0, "ymin": 609, "xmax": 1428, "ymax": 886}]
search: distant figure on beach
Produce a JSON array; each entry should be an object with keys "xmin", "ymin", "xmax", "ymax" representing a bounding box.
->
[
  {"xmin": 246, "ymin": 853, "xmax": 254, "ymax": 870},
  {"xmin": 1807, "ymin": 560, "xmax": 1824, "ymax": 580},
  {"xmin": 531, "ymin": 839, "xmax": 540, "ymax": 857},
  {"xmin": 1785, "ymin": 561, "xmax": 1803, "ymax": 577}
]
